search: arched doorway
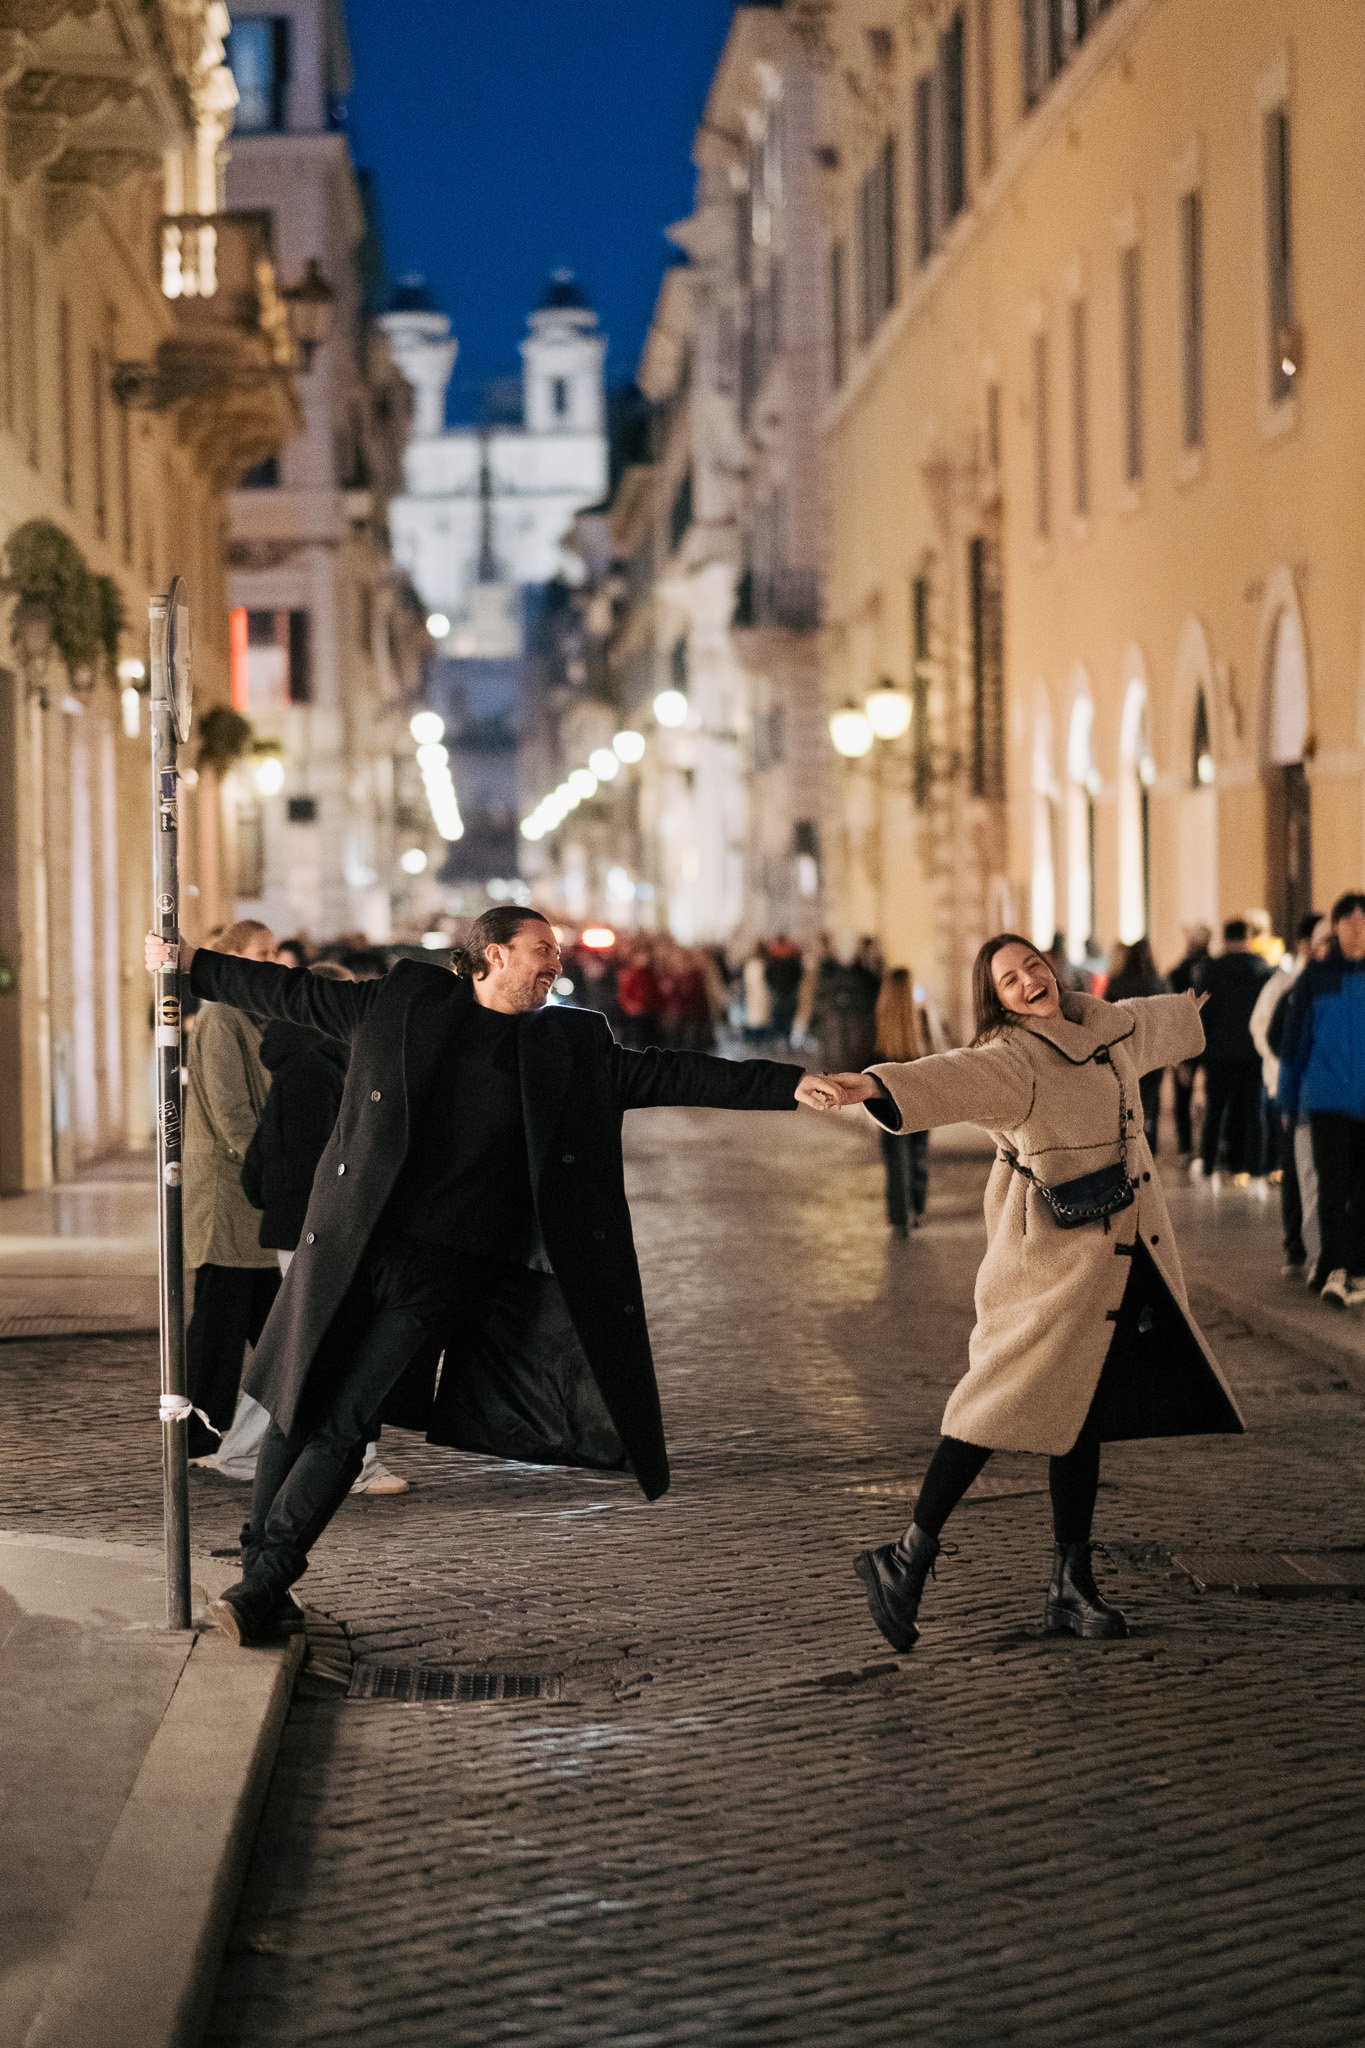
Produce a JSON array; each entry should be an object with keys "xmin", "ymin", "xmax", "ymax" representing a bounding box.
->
[
  {"xmin": 1172, "ymin": 621, "xmax": 1220, "ymax": 941},
  {"xmin": 1263, "ymin": 600, "xmax": 1312, "ymax": 940},
  {"xmin": 1118, "ymin": 673, "xmax": 1154, "ymax": 943},
  {"xmin": 1030, "ymin": 699, "xmax": 1058, "ymax": 948},
  {"xmin": 1065, "ymin": 693, "xmax": 1097, "ymax": 961}
]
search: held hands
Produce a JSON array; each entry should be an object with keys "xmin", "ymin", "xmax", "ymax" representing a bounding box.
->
[
  {"xmin": 794, "ymin": 1071, "xmax": 881, "ymax": 1113},
  {"xmin": 144, "ymin": 931, "xmax": 195, "ymax": 975}
]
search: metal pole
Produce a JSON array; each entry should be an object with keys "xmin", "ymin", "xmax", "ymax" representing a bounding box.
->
[{"xmin": 150, "ymin": 584, "xmax": 192, "ymax": 1629}]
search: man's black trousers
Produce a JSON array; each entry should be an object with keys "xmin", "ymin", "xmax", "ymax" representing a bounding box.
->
[
  {"xmin": 1199, "ymin": 1058, "xmax": 1266, "ymax": 1176},
  {"xmin": 1308, "ymin": 1110, "xmax": 1365, "ymax": 1284},
  {"xmin": 244, "ymin": 1235, "xmax": 502, "ymax": 1590}
]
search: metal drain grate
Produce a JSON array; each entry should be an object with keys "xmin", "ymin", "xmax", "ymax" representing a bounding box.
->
[
  {"xmin": 347, "ymin": 1664, "xmax": 562, "ymax": 1704},
  {"xmin": 1169, "ymin": 1550, "xmax": 1365, "ymax": 1598}
]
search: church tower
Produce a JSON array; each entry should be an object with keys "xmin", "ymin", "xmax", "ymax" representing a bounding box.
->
[
  {"xmin": 380, "ymin": 278, "xmax": 457, "ymax": 440},
  {"xmin": 521, "ymin": 270, "xmax": 606, "ymax": 437}
]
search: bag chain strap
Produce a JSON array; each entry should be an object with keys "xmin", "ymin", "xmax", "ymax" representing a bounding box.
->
[{"xmin": 1000, "ymin": 1044, "xmax": 1133, "ymax": 1190}]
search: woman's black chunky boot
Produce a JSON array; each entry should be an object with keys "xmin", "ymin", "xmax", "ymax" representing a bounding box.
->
[
  {"xmin": 854, "ymin": 1523, "xmax": 941, "ymax": 1652},
  {"xmin": 1044, "ymin": 1542, "xmax": 1127, "ymax": 1639}
]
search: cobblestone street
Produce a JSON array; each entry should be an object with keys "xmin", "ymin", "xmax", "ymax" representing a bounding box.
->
[{"xmin": 3, "ymin": 1109, "xmax": 1364, "ymax": 2046}]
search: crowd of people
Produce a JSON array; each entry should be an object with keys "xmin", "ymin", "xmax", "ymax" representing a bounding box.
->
[
  {"xmin": 149, "ymin": 908, "xmax": 1245, "ymax": 1655},
  {"xmin": 170, "ymin": 890, "xmax": 1365, "ymax": 1581},
  {"xmin": 1070, "ymin": 901, "xmax": 1365, "ymax": 1315}
]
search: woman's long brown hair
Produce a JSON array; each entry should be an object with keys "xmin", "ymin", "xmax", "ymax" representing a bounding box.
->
[
  {"xmin": 874, "ymin": 969, "xmax": 927, "ymax": 1061},
  {"xmin": 970, "ymin": 932, "xmax": 1046, "ymax": 1045}
]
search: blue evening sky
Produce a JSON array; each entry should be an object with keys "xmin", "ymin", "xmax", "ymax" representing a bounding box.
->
[{"xmin": 343, "ymin": 0, "xmax": 739, "ymax": 414}]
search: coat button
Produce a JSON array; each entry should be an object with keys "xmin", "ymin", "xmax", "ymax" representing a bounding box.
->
[
  {"xmin": 562, "ymin": 1153, "xmax": 575, "ymax": 1165},
  {"xmin": 622, "ymin": 1303, "xmax": 636, "ymax": 1316},
  {"xmin": 370, "ymin": 1090, "xmax": 381, "ymax": 1102},
  {"xmin": 305, "ymin": 1232, "xmax": 316, "ymax": 1245},
  {"xmin": 593, "ymin": 1229, "xmax": 606, "ymax": 1242},
  {"xmin": 1150, "ymin": 1233, "xmax": 1160, "ymax": 1245},
  {"xmin": 337, "ymin": 1162, "xmax": 346, "ymax": 1176},
  {"xmin": 1143, "ymin": 1171, "xmax": 1151, "ymax": 1182}
]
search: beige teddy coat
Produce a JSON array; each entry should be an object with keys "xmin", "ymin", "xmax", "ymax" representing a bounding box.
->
[{"xmin": 866, "ymin": 990, "xmax": 1244, "ymax": 1454}]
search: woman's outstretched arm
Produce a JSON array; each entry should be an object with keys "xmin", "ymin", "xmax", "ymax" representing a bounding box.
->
[
  {"xmin": 830, "ymin": 1038, "xmax": 1035, "ymax": 1135},
  {"xmin": 1109, "ymin": 990, "xmax": 1206, "ymax": 1077}
]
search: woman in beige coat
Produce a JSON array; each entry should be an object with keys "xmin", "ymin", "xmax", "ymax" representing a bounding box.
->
[{"xmin": 828, "ymin": 933, "xmax": 1243, "ymax": 1648}]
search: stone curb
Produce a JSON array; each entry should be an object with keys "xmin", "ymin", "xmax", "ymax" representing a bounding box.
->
[{"xmin": 23, "ymin": 1628, "xmax": 304, "ymax": 2048}]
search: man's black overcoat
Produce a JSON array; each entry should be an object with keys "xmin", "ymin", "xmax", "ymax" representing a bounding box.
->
[{"xmin": 188, "ymin": 951, "xmax": 801, "ymax": 1499}]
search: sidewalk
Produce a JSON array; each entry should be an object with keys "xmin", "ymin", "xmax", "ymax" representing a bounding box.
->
[
  {"xmin": 0, "ymin": 1530, "xmax": 301, "ymax": 2048},
  {"xmin": 1164, "ymin": 1167, "xmax": 1365, "ymax": 1378},
  {"xmin": 0, "ymin": 1157, "xmax": 302, "ymax": 2048},
  {"xmin": 0, "ymin": 1153, "xmax": 157, "ymax": 1339}
]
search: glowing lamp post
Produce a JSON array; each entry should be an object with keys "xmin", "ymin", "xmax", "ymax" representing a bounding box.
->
[{"xmin": 829, "ymin": 703, "xmax": 875, "ymax": 759}]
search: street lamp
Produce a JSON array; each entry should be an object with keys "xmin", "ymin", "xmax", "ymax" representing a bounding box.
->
[
  {"xmin": 865, "ymin": 677, "xmax": 912, "ymax": 742},
  {"xmin": 254, "ymin": 755, "xmax": 285, "ymax": 796},
  {"xmin": 280, "ymin": 259, "xmax": 336, "ymax": 370},
  {"xmin": 568, "ymin": 767, "xmax": 598, "ymax": 801},
  {"xmin": 829, "ymin": 703, "xmax": 874, "ymax": 759},
  {"xmin": 400, "ymin": 846, "xmax": 429, "ymax": 874},
  {"xmin": 589, "ymin": 748, "xmax": 620, "ymax": 781},
  {"xmin": 410, "ymin": 710, "xmax": 444, "ymax": 744},
  {"xmin": 425, "ymin": 612, "xmax": 451, "ymax": 640},
  {"xmin": 653, "ymin": 689, "xmax": 688, "ymax": 729},
  {"xmin": 613, "ymin": 729, "xmax": 646, "ymax": 763}
]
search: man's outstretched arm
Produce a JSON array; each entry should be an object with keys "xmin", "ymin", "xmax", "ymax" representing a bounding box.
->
[
  {"xmin": 606, "ymin": 1036, "xmax": 841, "ymax": 1115},
  {"xmin": 145, "ymin": 934, "xmax": 378, "ymax": 1044}
]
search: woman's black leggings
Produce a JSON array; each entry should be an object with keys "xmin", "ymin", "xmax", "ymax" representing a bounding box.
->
[{"xmin": 912, "ymin": 1434, "xmax": 1102, "ymax": 1547}]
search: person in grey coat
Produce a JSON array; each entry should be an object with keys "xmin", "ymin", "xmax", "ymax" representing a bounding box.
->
[{"xmin": 183, "ymin": 918, "xmax": 281, "ymax": 1459}]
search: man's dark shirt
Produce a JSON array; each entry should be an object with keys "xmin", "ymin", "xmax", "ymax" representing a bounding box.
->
[{"xmin": 381, "ymin": 1002, "xmax": 535, "ymax": 1260}]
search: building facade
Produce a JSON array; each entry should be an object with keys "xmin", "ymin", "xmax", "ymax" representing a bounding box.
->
[
  {"xmin": 223, "ymin": 0, "xmax": 431, "ymax": 945},
  {"xmin": 816, "ymin": 0, "xmax": 1365, "ymax": 1031},
  {"xmin": 520, "ymin": 5, "xmax": 833, "ymax": 948},
  {"xmin": 0, "ymin": 0, "xmax": 296, "ymax": 1190},
  {"xmin": 705, "ymin": 3, "xmax": 830, "ymax": 942}
]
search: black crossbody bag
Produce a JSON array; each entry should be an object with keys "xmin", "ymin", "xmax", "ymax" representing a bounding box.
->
[{"xmin": 999, "ymin": 1045, "xmax": 1135, "ymax": 1230}]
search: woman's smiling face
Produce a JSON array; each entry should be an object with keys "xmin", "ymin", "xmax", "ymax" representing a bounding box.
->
[{"xmin": 991, "ymin": 942, "xmax": 1062, "ymax": 1021}]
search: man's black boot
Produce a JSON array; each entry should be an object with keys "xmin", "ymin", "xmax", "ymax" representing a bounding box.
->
[
  {"xmin": 854, "ymin": 1523, "xmax": 940, "ymax": 1652},
  {"xmin": 1044, "ymin": 1542, "xmax": 1128, "ymax": 1640},
  {"xmin": 205, "ymin": 1571, "xmax": 296, "ymax": 1647}
]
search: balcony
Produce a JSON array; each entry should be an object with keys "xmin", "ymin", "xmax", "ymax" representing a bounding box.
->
[
  {"xmin": 113, "ymin": 211, "xmax": 302, "ymax": 487},
  {"xmin": 0, "ymin": 0, "xmax": 185, "ymax": 232}
]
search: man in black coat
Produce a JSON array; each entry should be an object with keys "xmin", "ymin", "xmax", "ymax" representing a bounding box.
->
[
  {"xmin": 148, "ymin": 906, "xmax": 838, "ymax": 1643},
  {"xmin": 1193, "ymin": 918, "xmax": 1274, "ymax": 1178}
]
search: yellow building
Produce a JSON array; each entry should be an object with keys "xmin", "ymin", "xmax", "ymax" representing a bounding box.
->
[
  {"xmin": 0, "ymin": 1, "xmax": 298, "ymax": 1189},
  {"xmin": 815, "ymin": 0, "xmax": 1365, "ymax": 1030}
]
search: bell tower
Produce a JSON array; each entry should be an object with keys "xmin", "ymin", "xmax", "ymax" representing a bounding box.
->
[{"xmin": 521, "ymin": 270, "xmax": 605, "ymax": 437}]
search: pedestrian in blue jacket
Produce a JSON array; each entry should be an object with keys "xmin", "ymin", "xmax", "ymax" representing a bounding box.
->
[{"xmin": 1276, "ymin": 892, "xmax": 1365, "ymax": 1304}]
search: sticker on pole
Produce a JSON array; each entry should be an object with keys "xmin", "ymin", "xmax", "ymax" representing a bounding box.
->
[{"xmin": 154, "ymin": 575, "xmax": 193, "ymax": 743}]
